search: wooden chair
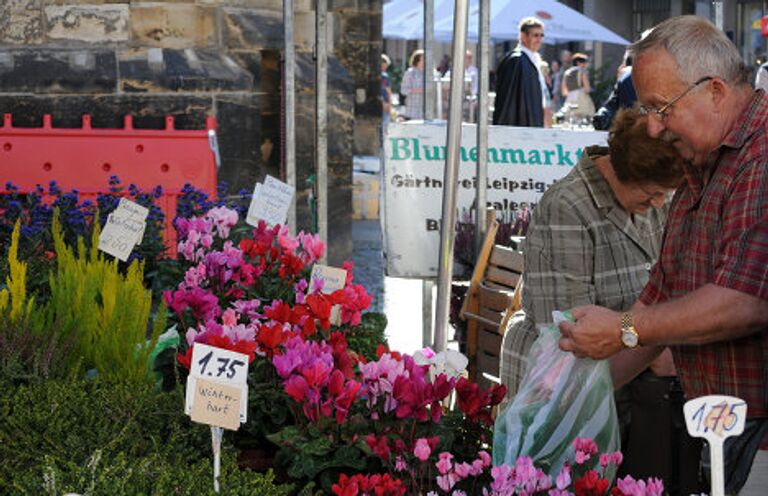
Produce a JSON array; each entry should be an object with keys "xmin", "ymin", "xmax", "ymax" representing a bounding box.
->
[{"xmin": 460, "ymin": 218, "xmax": 524, "ymax": 388}]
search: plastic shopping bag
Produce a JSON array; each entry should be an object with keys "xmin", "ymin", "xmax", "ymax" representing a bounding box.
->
[{"xmin": 493, "ymin": 311, "xmax": 619, "ymax": 478}]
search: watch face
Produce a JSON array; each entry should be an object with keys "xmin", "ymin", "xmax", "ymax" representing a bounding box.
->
[{"xmin": 622, "ymin": 330, "xmax": 639, "ymax": 348}]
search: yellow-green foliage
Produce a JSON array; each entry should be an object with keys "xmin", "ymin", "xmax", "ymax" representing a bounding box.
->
[
  {"xmin": 0, "ymin": 220, "xmax": 35, "ymax": 322},
  {"xmin": 46, "ymin": 211, "xmax": 164, "ymax": 383}
]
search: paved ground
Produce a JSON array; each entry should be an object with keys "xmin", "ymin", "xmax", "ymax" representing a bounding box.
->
[{"xmin": 352, "ymin": 219, "xmax": 426, "ymax": 355}]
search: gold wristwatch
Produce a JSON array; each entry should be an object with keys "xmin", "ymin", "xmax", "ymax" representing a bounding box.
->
[{"xmin": 620, "ymin": 312, "xmax": 639, "ymax": 348}]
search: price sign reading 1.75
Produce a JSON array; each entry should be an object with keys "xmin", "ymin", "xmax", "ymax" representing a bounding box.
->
[
  {"xmin": 190, "ymin": 343, "xmax": 249, "ymax": 385},
  {"xmin": 685, "ymin": 396, "xmax": 746, "ymax": 438},
  {"xmin": 684, "ymin": 395, "xmax": 747, "ymax": 496}
]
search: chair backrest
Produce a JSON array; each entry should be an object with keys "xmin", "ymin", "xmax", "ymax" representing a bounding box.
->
[{"xmin": 460, "ymin": 219, "xmax": 524, "ymax": 386}]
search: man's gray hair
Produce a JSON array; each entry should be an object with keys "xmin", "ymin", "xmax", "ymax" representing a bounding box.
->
[
  {"xmin": 630, "ymin": 15, "xmax": 747, "ymax": 85},
  {"xmin": 518, "ymin": 17, "xmax": 544, "ymax": 35}
]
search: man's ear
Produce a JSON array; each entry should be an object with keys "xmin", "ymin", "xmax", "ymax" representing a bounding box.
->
[{"xmin": 709, "ymin": 78, "xmax": 729, "ymax": 110}]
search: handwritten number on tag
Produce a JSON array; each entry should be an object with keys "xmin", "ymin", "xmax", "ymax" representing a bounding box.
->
[
  {"xmin": 198, "ymin": 350, "xmax": 214, "ymax": 376},
  {"xmin": 197, "ymin": 351, "xmax": 245, "ymax": 379},
  {"xmin": 691, "ymin": 401, "xmax": 744, "ymax": 435}
]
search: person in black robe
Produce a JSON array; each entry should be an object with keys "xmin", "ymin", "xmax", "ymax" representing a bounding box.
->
[{"xmin": 493, "ymin": 17, "xmax": 545, "ymax": 127}]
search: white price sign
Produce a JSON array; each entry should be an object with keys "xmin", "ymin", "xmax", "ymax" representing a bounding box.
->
[
  {"xmin": 190, "ymin": 343, "xmax": 249, "ymax": 384},
  {"xmin": 309, "ymin": 264, "xmax": 347, "ymax": 294},
  {"xmin": 246, "ymin": 175, "xmax": 295, "ymax": 227},
  {"xmin": 684, "ymin": 395, "xmax": 747, "ymax": 496},
  {"xmin": 98, "ymin": 198, "xmax": 148, "ymax": 261},
  {"xmin": 185, "ymin": 343, "xmax": 250, "ymax": 427}
]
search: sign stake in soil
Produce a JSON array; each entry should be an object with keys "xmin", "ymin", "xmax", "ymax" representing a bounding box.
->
[
  {"xmin": 684, "ymin": 395, "xmax": 747, "ymax": 496},
  {"xmin": 211, "ymin": 426, "xmax": 223, "ymax": 492}
]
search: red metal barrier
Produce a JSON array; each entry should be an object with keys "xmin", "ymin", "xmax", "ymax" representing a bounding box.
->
[{"xmin": 0, "ymin": 113, "xmax": 218, "ymax": 254}]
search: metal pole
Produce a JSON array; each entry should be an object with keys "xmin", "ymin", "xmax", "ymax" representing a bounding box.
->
[
  {"xmin": 422, "ymin": 280, "xmax": 433, "ymax": 348},
  {"xmin": 475, "ymin": 0, "xmax": 489, "ymax": 254},
  {"xmin": 284, "ymin": 0, "xmax": 296, "ymax": 233},
  {"xmin": 424, "ymin": 0, "xmax": 436, "ymax": 120},
  {"xmin": 433, "ymin": 0, "xmax": 469, "ymax": 352},
  {"xmin": 315, "ymin": 0, "xmax": 328, "ymax": 264}
]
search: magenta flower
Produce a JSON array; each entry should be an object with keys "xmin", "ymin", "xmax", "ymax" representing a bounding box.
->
[
  {"xmin": 395, "ymin": 455, "xmax": 407, "ymax": 472},
  {"xmin": 555, "ymin": 464, "xmax": 571, "ymax": 490},
  {"xmin": 611, "ymin": 451, "xmax": 624, "ymax": 466},
  {"xmin": 454, "ymin": 462, "xmax": 472, "ymax": 479},
  {"xmin": 298, "ymin": 231, "xmax": 325, "ymax": 263},
  {"xmin": 277, "ymin": 225, "xmax": 299, "ymax": 252},
  {"xmin": 414, "ymin": 438, "xmax": 432, "ymax": 461},
  {"xmin": 615, "ymin": 476, "xmax": 664, "ymax": 496},
  {"xmin": 436, "ymin": 452, "xmax": 453, "ymax": 475},
  {"xmin": 436, "ymin": 473, "xmax": 457, "ymax": 492},
  {"xmin": 206, "ymin": 206, "xmax": 238, "ymax": 239}
]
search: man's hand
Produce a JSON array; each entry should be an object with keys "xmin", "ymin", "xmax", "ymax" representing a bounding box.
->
[{"xmin": 558, "ymin": 305, "xmax": 624, "ymax": 359}]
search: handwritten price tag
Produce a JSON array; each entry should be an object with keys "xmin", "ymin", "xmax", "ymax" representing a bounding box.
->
[
  {"xmin": 684, "ymin": 395, "xmax": 747, "ymax": 439},
  {"xmin": 684, "ymin": 395, "xmax": 747, "ymax": 496},
  {"xmin": 309, "ymin": 264, "xmax": 347, "ymax": 294},
  {"xmin": 190, "ymin": 343, "xmax": 249, "ymax": 385},
  {"xmin": 185, "ymin": 344, "xmax": 250, "ymax": 428},
  {"xmin": 98, "ymin": 198, "xmax": 148, "ymax": 261},
  {"xmin": 246, "ymin": 175, "xmax": 295, "ymax": 227}
]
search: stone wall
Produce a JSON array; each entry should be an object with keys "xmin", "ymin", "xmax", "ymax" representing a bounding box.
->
[{"xmin": 0, "ymin": 0, "xmax": 383, "ymax": 265}]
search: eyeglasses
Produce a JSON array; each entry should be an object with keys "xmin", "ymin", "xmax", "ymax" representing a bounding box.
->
[
  {"xmin": 530, "ymin": 32, "xmax": 545, "ymax": 38},
  {"xmin": 639, "ymin": 76, "xmax": 712, "ymax": 121}
]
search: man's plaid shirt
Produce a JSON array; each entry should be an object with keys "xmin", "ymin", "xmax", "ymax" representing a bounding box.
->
[
  {"xmin": 639, "ymin": 90, "xmax": 768, "ymax": 418},
  {"xmin": 500, "ymin": 146, "xmax": 667, "ymax": 398}
]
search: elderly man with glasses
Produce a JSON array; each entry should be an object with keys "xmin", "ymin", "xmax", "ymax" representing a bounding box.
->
[
  {"xmin": 492, "ymin": 17, "xmax": 548, "ymax": 127},
  {"xmin": 559, "ymin": 16, "xmax": 768, "ymax": 495}
]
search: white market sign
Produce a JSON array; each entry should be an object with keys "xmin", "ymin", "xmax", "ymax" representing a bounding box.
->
[{"xmin": 383, "ymin": 122, "xmax": 608, "ymax": 278}]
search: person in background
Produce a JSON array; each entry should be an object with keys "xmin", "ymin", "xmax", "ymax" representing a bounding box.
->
[
  {"xmin": 593, "ymin": 50, "xmax": 637, "ymax": 130},
  {"xmin": 464, "ymin": 50, "xmax": 479, "ymax": 99},
  {"xmin": 550, "ymin": 60, "xmax": 562, "ymax": 111},
  {"xmin": 444, "ymin": 50, "xmax": 479, "ymax": 121},
  {"xmin": 560, "ymin": 52, "xmax": 595, "ymax": 120},
  {"xmin": 493, "ymin": 17, "xmax": 548, "ymax": 127},
  {"xmin": 559, "ymin": 16, "xmax": 768, "ymax": 495},
  {"xmin": 499, "ymin": 108, "xmax": 701, "ymax": 494},
  {"xmin": 437, "ymin": 54, "xmax": 451, "ymax": 77},
  {"xmin": 539, "ymin": 61, "xmax": 553, "ymax": 127},
  {"xmin": 557, "ymin": 50, "xmax": 573, "ymax": 103},
  {"xmin": 400, "ymin": 49, "xmax": 425, "ymax": 120},
  {"xmin": 381, "ymin": 54, "xmax": 393, "ymax": 129}
]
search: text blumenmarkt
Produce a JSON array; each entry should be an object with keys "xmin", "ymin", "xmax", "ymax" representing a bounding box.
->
[{"xmin": 388, "ymin": 137, "xmax": 584, "ymax": 166}]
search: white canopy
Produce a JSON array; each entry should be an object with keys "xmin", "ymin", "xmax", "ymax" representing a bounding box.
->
[{"xmin": 384, "ymin": 0, "xmax": 630, "ymax": 45}]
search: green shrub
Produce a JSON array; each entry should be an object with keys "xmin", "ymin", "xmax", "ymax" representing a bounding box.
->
[
  {"xmin": 0, "ymin": 378, "xmax": 211, "ymax": 492},
  {"xmin": 12, "ymin": 452, "xmax": 291, "ymax": 496},
  {"xmin": 342, "ymin": 312, "xmax": 388, "ymax": 362}
]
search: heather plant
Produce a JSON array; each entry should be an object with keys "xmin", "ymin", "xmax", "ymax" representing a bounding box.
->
[
  {"xmin": 46, "ymin": 212, "xmax": 165, "ymax": 383},
  {"xmin": 0, "ymin": 212, "xmax": 165, "ymax": 384},
  {"xmin": 0, "ymin": 221, "xmax": 74, "ymax": 382}
]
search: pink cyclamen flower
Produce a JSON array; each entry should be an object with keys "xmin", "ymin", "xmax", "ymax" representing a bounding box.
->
[
  {"xmin": 436, "ymin": 452, "xmax": 454, "ymax": 475},
  {"xmin": 611, "ymin": 451, "xmax": 624, "ymax": 466},
  {"xmin": 436, "ymin": 473, "xmax": 457, "ymax": 492},
  {"xmin": 206, "ymin": 206, "xmax": 238, "ymax": 239},
  {"xmin": 548, "ymin": 490, "xmax": 574, "ymax": 496},
  {"xmin": 574, "ymin": 450, "xmax": 591, "ymax": 465},
  {"xmin": 573, "ymin": 437, "xmax": 598, "ymax": 456},
  {"xmin": 395, "ymin": 455, "xmax": 407, "ymax": 472},
  {"xmin": 414, "ymin": 438, "xmax": 432, "ymax": 462},
  {"xmin": 453, "ymin": 462, "xmax": 472, "ymax": 479},
  {"xmin": 555, "ymin": 465, "xmax": 571, "ymax": 490},
  {"xmin": 600, "ymin": 453, "xmax": 611, "ymax": 467}
]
